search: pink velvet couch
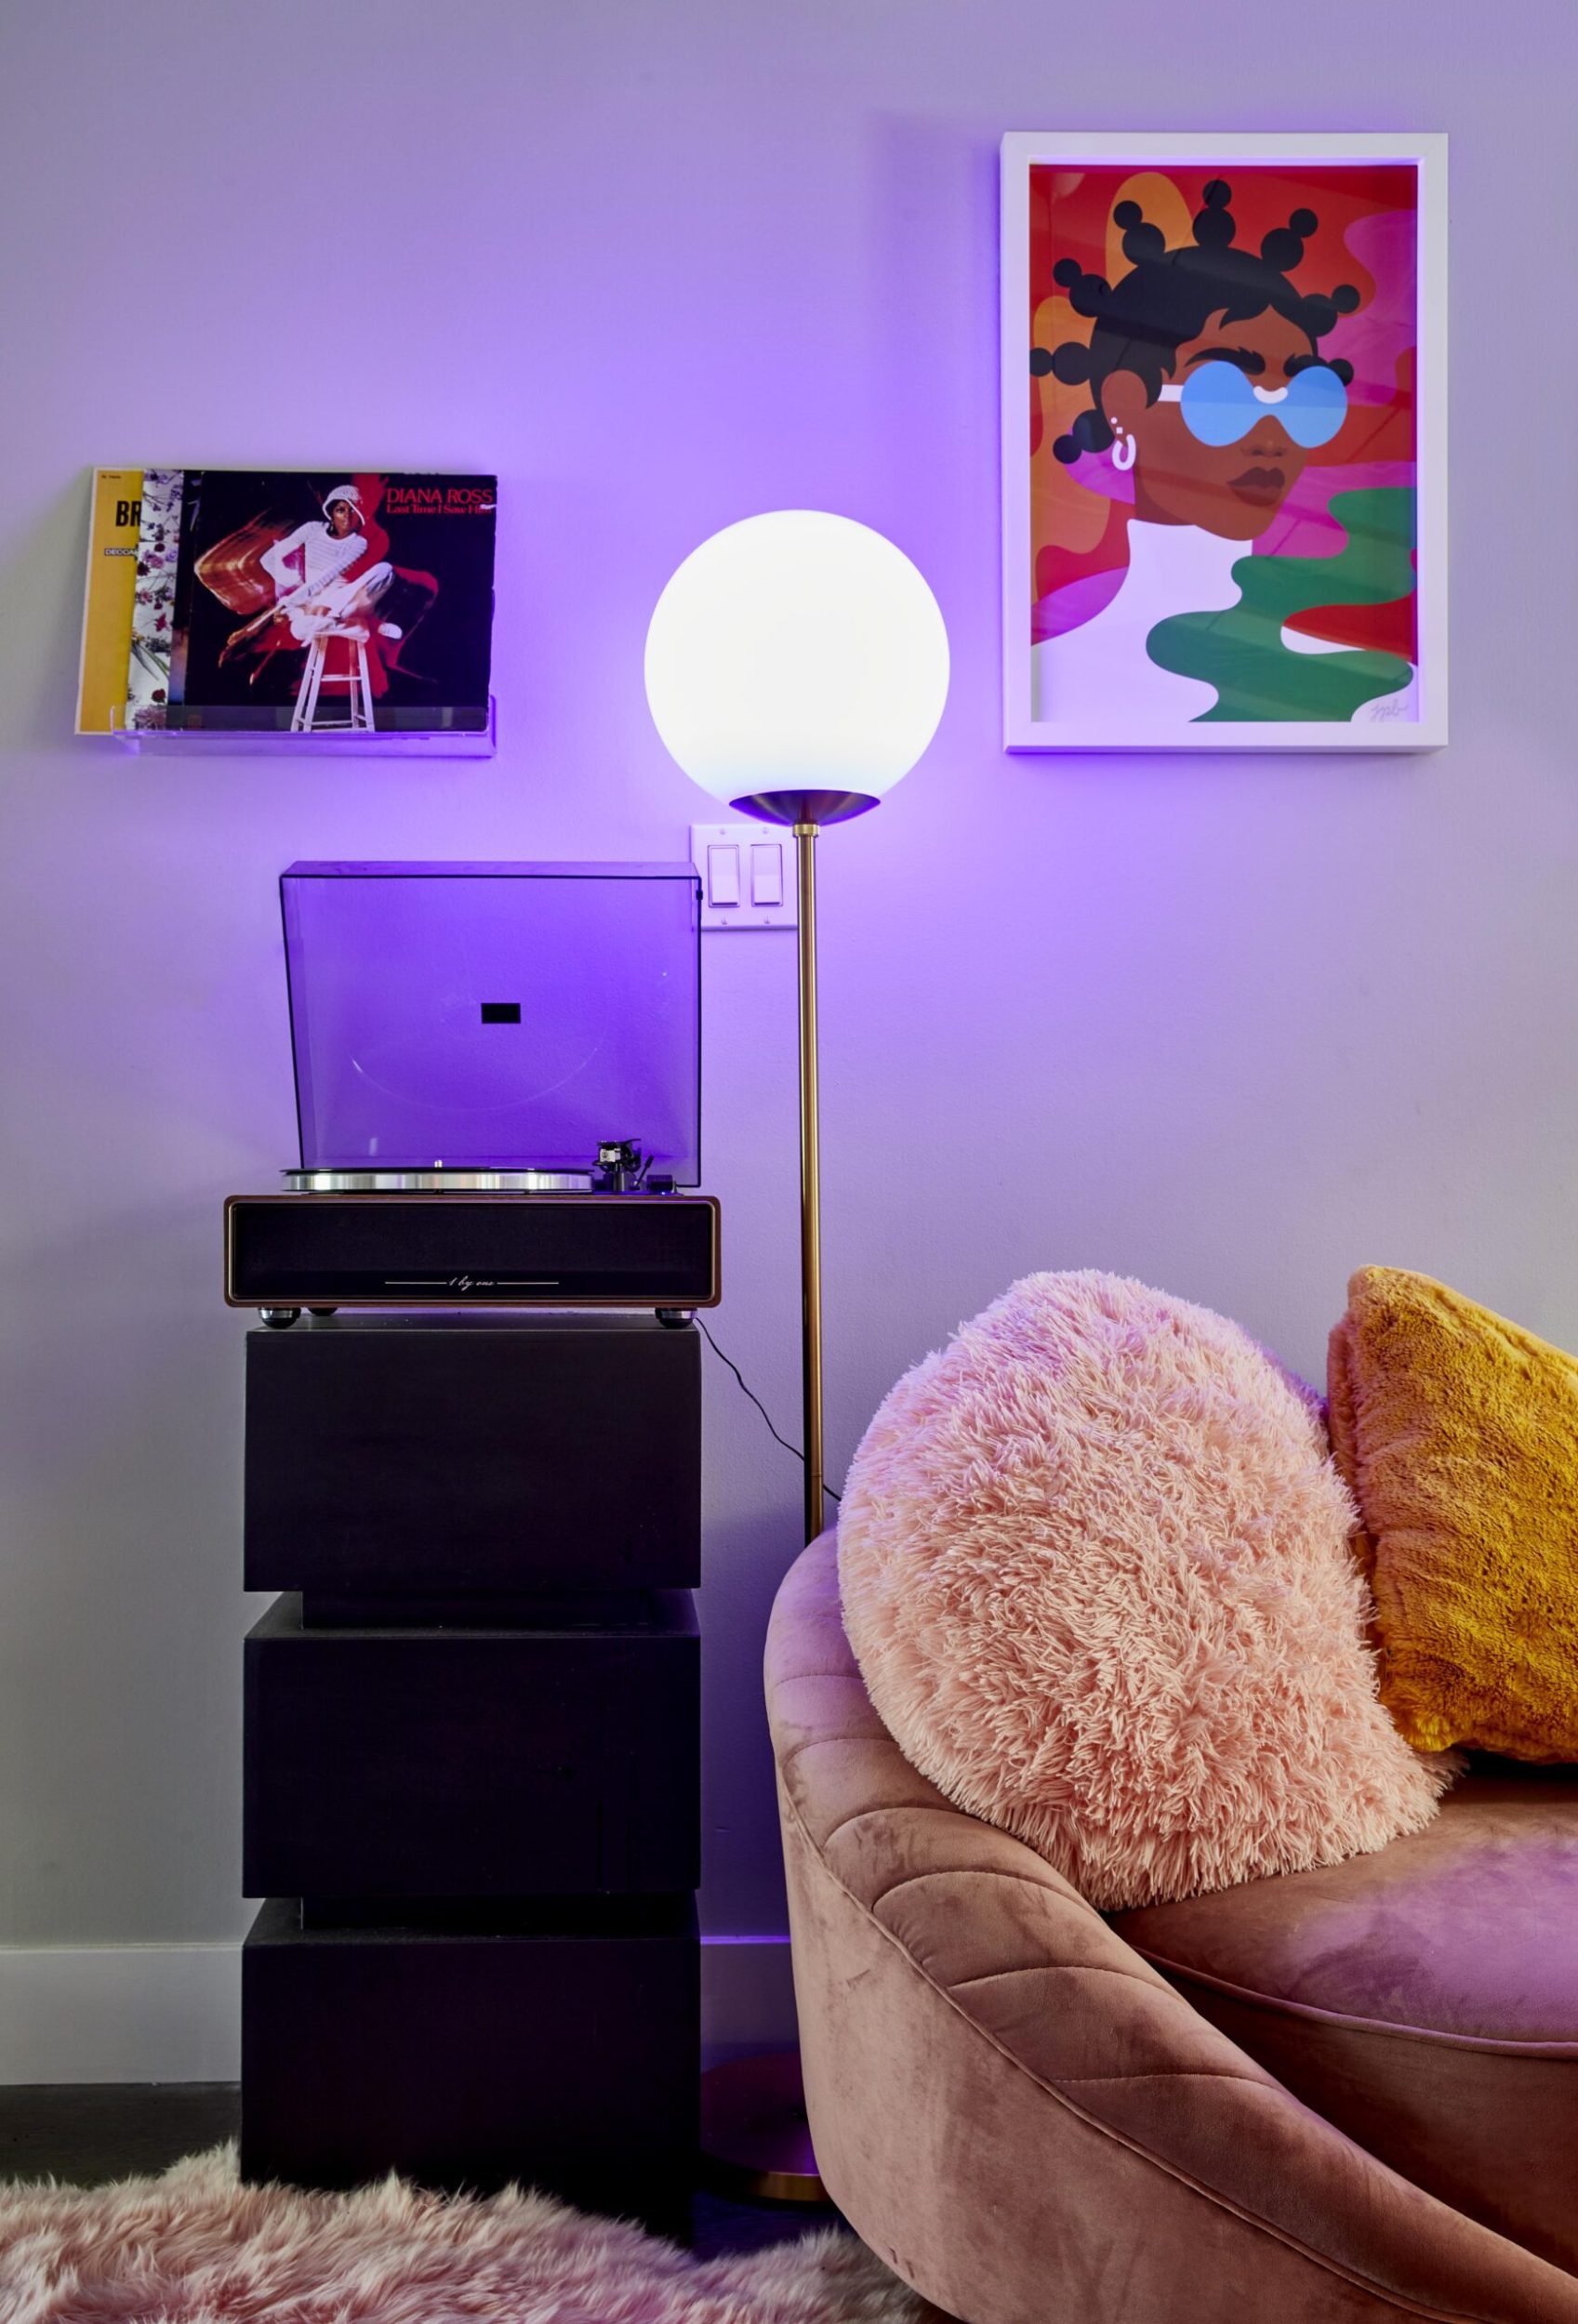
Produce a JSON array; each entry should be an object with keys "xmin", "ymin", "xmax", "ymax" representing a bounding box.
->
[{"xmin": 767, "ymin": 1533, "xmax": 1578, "ymax": 2323}]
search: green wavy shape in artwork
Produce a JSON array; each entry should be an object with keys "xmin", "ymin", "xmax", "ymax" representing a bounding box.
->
[{"xmin": 1145, "ymin": 485, "xmax": 1416, "ymax": 722}]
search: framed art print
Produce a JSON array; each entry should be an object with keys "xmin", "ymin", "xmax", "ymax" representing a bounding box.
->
[{"xmin": 1001, "ymin": 133, "xmax": 1446, "ymax": 749}]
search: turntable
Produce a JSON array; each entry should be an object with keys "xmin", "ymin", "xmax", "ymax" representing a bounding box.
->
[{"xmin": 225, "ymin": 862, "xmax": 720, "ymax": 1326}]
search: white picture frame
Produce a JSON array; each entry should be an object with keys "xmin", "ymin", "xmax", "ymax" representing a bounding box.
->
[{"xmin": 1001, "ymin": 131, "xmax": 1447, "ymax": 751}]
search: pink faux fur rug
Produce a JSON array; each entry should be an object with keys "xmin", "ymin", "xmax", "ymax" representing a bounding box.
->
[
  {"xmin": 0, "ymin": 2146, "xmax": 935, "ymax": 2323},
  {"xmin": 839, "ymin": 1269, "xmax": 1452, "ymax": 1911}
]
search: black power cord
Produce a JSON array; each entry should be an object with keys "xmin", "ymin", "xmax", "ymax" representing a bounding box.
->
[{"xmin": 696, "ymin": 1315, "xmax": 842, "ymax": 1505}]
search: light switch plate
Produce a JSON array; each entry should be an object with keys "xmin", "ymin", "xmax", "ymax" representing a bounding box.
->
[{"xmin": 690, "ymin": 824, "xmax": 798, "ymax": 930}]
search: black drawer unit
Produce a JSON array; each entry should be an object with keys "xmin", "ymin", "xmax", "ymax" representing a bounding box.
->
[
  {"xmin": 239, "ymin": 1314, "xmax": 702, "ymax": 2209},
  {"xmin": 245, "ymin": 1314, "xmax": 701, "ymax": 1594},
  {"xmin": 244, "ymin": 1591, "xmax": 699, "ymax": 1899},
  {"xmin": 242, "ymin": 1895, "xmax": 698, "ymax": 2230}
]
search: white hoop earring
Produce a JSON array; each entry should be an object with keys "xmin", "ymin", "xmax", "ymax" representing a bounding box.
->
[{"xmin": 1110, "ymin": 425, "xmax": 1135, "ymax": 473}]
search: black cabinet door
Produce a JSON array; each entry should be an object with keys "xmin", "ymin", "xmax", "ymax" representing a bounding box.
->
[
  {"xmin": 242, "ymin": 1895, "xmax": 698, "ymax": 2225},
  {"xmin": 244, "ymin": 1593, "xmax": 699, "ymax": 1898},
  {"xmin": 245, "ymin": 1315, "xmax": 701, "ymax": 1593}
]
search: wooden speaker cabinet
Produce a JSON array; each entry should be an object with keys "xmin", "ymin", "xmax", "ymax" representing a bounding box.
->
[{"xmin": 239, "ymin": 1314, "xmax": 702, "ymax": 2216}]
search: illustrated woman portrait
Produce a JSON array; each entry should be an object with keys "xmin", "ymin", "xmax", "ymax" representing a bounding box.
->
[{"xmin": 1029, "ymin": 178, "xmax": 1417, "ymax": 726}]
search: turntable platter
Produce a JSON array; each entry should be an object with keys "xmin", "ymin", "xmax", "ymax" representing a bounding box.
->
[{"xmin": 282, "ymin": 1169, "xmax": 595, "ymax": 1194}]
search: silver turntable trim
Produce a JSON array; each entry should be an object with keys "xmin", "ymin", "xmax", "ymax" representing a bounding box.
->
[{"xmin": 282, "ymin": 1168, "xmax": 596, "ymax": 1194}]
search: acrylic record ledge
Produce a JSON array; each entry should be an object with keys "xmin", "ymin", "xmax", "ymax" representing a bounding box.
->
[{"xmin": 98, "ymin": 696, "xmax": 497, "ymax": 759}]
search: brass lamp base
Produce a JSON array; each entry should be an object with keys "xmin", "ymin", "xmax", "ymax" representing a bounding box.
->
[{"xmin": 699, "ymin": 2048, "xmax": 828, "ymax": 2203}]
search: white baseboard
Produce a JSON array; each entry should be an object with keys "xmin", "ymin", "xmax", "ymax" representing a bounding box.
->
[
  {"xmin": 700, "ymin": 1934, "xmax": 798, "ymax": 2061},
  {"xmin": 0, "ymin": 1934, "xmax": 796, "ymax": 2085},
  {"xmin": 0, "ymin": 1946, "xmax": 242, "ymax": 2084}
]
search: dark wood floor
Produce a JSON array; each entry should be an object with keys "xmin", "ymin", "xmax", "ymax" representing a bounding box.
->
[{"xmin": 0, "ymin": 2084, "xmax": 836, "ymax": 2259}]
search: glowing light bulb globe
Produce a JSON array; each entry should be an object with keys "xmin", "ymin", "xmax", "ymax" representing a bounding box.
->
[{"xmin": 644, "ymin": 510, "xmax": 948, "ymax": 825}]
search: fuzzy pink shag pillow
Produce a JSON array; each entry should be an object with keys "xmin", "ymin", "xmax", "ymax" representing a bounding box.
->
[{"xmin": 837, "ymin": 1270, "xmax": 1452, "ymax": 1909}]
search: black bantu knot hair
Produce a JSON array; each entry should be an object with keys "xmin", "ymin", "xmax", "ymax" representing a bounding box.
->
[
  {"xmin": 1051, "ymin": 253, "xmax": 1111, "ymax": 320},
  {"xmin": 1032, "ymin": 178, "xmax": 1364, "ymax": 464},
  {"xmin": 1193, "ymin": 178, "xmax": 1236, "ymax": 249}
]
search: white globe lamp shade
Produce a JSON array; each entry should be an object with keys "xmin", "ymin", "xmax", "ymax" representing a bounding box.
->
[{"xmin": 644, "ymin": 510, "xmax": 948, "ymax": 825}]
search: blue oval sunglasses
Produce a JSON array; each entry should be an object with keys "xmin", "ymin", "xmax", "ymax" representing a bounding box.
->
[{"xmin": 1158, "ymin": 360, "xmax": 1348, "ymax": 450}]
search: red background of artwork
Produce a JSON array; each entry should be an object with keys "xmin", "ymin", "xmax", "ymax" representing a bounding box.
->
[{"xmin": 1027, "ymin": 162, "xmax": 1419, "ymax": 662}]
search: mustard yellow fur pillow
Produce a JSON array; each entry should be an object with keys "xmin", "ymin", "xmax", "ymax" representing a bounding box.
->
[{"xmin": 1328, "ymin": 1266, "xmax": 1578, "ymax": 1759}]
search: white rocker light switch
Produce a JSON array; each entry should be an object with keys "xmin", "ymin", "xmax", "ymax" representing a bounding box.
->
[{"xmin": 691, "ymin": 825, "xmax": 797, "ymax": 929}]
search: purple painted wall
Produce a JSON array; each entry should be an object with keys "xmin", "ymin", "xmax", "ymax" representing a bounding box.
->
[{"xmin": 0, "ymin": 2, "xmax": 1574, "ymax": 1992}]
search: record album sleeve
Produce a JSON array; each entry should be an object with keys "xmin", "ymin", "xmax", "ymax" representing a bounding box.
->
[
  {"xmin": 165, "ymin": 470, "xmax": 496, "ymax": 734},
  {"xmin": 74, "ymin": 469, "xmax": 144, "ymax": 733}
]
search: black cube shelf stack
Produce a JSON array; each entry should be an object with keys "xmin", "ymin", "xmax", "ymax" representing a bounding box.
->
[{"xmin": 239, "ymin": 1312, "xmax": 701, "ymax": 2227}]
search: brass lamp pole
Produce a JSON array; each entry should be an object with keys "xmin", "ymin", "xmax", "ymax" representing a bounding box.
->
[
  {"xmin": 730, "ymin": 785, "xmax": 878, "ymax": 1545},
  {"xmin": 795, "ymin": 821, "xmax": 822, "ymax": 1542},
  {"xmin": 689, "ymin": 787, "xmax": 873, "ymax": 2205}
]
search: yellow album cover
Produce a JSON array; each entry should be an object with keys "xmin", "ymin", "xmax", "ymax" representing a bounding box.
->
[{"xmin": 74, "ymin": 469, "xmax": 144, "ymax": 733}]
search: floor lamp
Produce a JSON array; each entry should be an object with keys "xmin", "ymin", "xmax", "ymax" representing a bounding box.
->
[
  {"xmin": 645, "ymin": 510, "xmax": 948, "ymax": 2199},
  {"xmin": 645, "ymin": 509, "xmax": 949, "ymax": 1547}
]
